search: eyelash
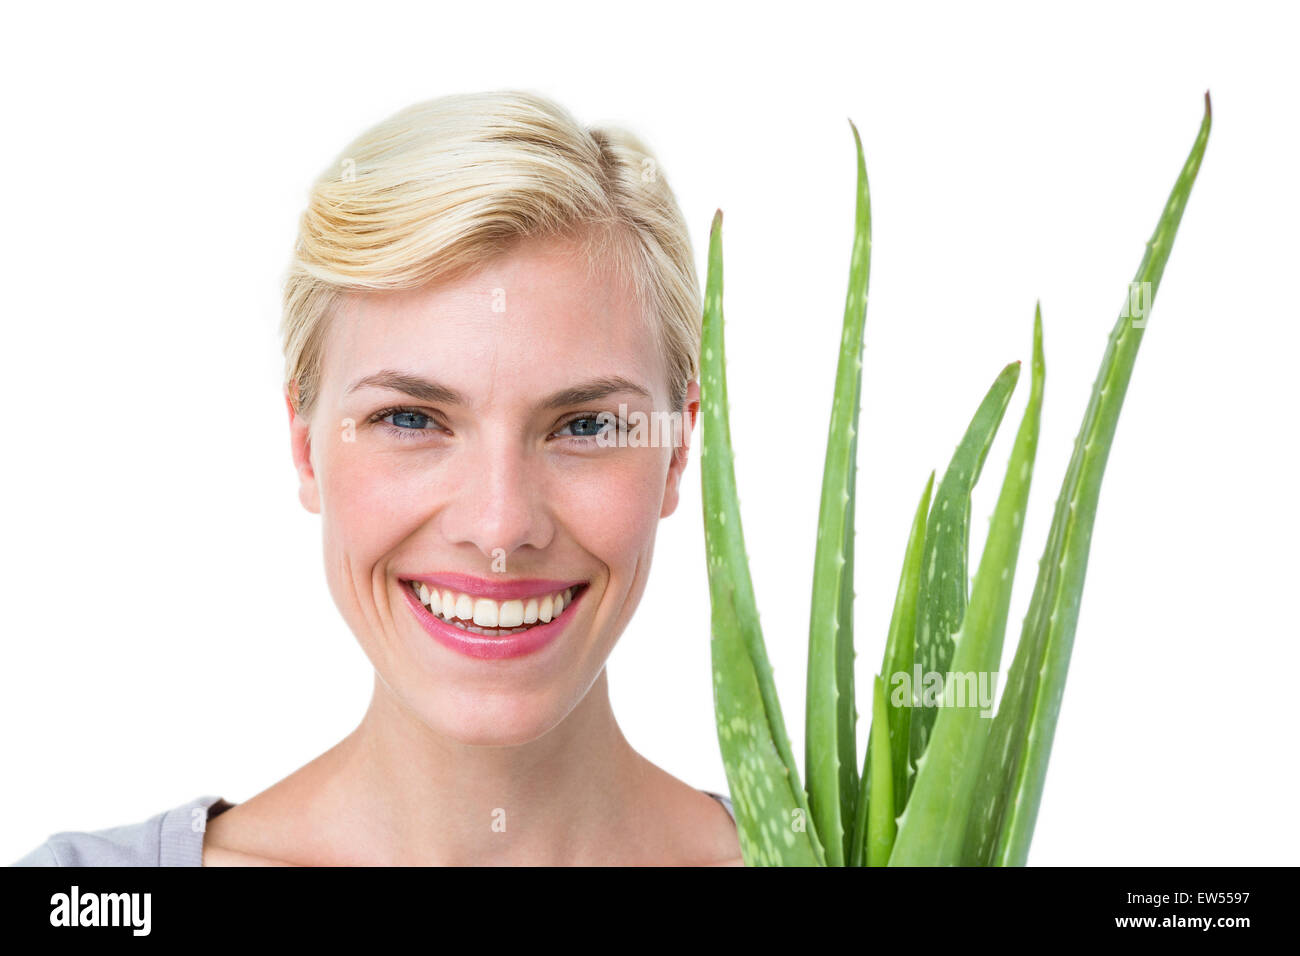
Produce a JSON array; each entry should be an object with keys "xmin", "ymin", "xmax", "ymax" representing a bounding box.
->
[
  {"xmin": 364, "ymin": 406, "xmax": 625, "ymax": 445},
  {"xmin": 366, "ymin": 405, "xmax": 449, "ymax": 442},
  {"xmin": 554, "ymin": 413, "xmax": 626, "ymax": 443}
]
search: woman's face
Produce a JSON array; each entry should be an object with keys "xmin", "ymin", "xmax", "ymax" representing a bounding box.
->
[{"xmin": 289, "ymin": 233, "xmax": 699, "ymax": 746}]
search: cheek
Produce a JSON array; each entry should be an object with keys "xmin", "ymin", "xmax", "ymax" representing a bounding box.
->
[
  {"xmin": 317, "ymin": 442, "xmax": 431, "ymax": 569},
  {"xmin": 552, "ymin": 449, "xmax": 669, "ymax": 565},
  {"xmin": 315, "ymin": 438, "xmax": 672, "ymax": 578}
]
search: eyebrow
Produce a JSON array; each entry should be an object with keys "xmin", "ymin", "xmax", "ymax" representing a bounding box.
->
[
  {"xmin": 347, "ymin": 370, "xmax": 466, "ymax": 404},
  {"xmin": 346, "ymin": 370, "xmax": 653, "ymax": 409}
]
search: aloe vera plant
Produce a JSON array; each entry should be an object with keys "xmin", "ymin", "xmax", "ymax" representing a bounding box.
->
[{"xmin": 700, "ymin": 93, "xmax": 1211, "ymax": 865}]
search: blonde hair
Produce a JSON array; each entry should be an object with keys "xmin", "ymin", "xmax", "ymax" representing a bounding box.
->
[{"xmin": 281, "ymin": 89, "xmax": 701, "ymax": 421}]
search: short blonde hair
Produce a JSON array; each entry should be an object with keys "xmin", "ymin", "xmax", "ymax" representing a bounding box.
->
[{"xmin": 281, "ymin": 89, "xmax": 701, "ymax": 421}]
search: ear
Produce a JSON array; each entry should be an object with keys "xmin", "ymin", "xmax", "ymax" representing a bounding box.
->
[
  {"xmin": 286, "ymin": 386, "xmax": 321, "ymax": 514},
  {"xmin": 660, "ymin": 379, "xmax": 701, "ymax": 519}
]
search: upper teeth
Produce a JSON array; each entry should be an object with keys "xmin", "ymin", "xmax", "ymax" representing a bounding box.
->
[{"xmin": 411, "ymin": 583, "xmax": 576, "ymax": 627}]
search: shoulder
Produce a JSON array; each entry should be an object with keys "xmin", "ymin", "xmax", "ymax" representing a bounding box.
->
[
  {"xmin": 632, "ymin": 756, "xmax": 742, "ymax": 865},
  {"xmin": 698, "ymin": 789, "xmax": 743, "ymax": 866},
  {"xmin": 702, "ymin": 789, "xmax": 736, "ymax": 824},
  {"xmin": 9, "ymin": 795, "xmax": 229, "ymax": 867}
]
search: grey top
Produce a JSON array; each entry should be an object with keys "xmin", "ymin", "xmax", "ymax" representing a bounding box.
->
[{"xmin": 10, "ymin": 790, "xmax": 736, "ymax": 866}]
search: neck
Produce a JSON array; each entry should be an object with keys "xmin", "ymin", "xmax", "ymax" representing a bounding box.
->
[{"xmin": 306, "ymin": 668, "xmax": 647, "ymax": 864}]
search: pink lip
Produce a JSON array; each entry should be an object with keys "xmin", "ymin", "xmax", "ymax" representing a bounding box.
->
[
  {"xmin": 400, "ymin": 580, "xmax": 587, "ymax": 661},
  {"xmin": 402, "ymin": 572, "xmax": 587, "ymax": 601}
]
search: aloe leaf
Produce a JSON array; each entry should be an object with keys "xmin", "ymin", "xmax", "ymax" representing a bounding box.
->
[
  {"xmin": 882, "ymin": 472, "xmax": 935, "ymax": 822},
  {"xmin": 963, "ymin": 93, "xmax": 1212, "ymax": 867},
  {"xmin": 904, "ymin": 361, "xmax": 1022, "ymax": 803},
  {"xmin": 889, "ymin": 307, "xmax": 1045, "ymax": 865},
  {"xmin": 866, "ymin": 675, "xmax": 896, "ymax": 865},
  {"xmin": 848, "ymin": 469, "xmax": 934, "ymax": 866},
  {"xmin": 805, "ymin": 118, "xmax": 872, "ymax": 866},
  {"xmin": 701, "ymin": 209, "xmax": 826, "ymax": 866}
]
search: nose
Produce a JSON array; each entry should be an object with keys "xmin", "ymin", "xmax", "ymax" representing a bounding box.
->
[{"xmin": 437, "ymin": 425, "xmax": 552, "ymax": 567}]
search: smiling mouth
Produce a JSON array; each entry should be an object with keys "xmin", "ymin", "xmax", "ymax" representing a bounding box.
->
[{"xmin": 402, "ymin": 580, "xmax": 588, "ymax": 636}]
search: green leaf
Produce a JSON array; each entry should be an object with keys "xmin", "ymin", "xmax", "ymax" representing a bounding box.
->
[
  {"xmin": 963, "ymin": 93, "xmax": 1212, "ymax": 867},
  {"xmin": 905, "ymin": 361, "xmax": 1022, "ymax": 804},
  {"xmin": 805, "ymin": 118, "xmax": 872, "ymax": 867},
  {"xmin": 848, "ymin": 469, "xmax": 934, "ymax": 866},
  {"xmin": 701, "ymin": 209, "xmax": 826, "ymax": 866},
  {"xmin": 889, "ymin": 307, "xmax": 1045, "ymax": 865},
  {"xmin": 866, "ymin": 675, "xmax": 896, "ymax": 866}
]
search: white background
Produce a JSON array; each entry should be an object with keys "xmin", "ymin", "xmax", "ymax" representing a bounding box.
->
[{"xmin": 2, "ymin": 0, "xmax": 1296, "ymax": 865}]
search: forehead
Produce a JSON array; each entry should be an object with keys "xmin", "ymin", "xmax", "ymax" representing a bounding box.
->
[{"xmin": 318, "ymin": 234, "xmax": 667, "ymax": 407}]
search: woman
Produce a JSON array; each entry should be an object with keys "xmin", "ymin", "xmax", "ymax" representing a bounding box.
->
[{"xmin": 13, "ymin": 89, "xmax": 741, "ymax": 866}]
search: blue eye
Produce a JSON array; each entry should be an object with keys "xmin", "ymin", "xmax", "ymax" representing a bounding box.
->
[
  {"xmin": 556, "ymin": 413, "xmax": 627, "ymax": 444},
  {"xmin": 391, "ymin": 410, "xmax": 432, "ymax": 430},
  {"xmin": 366, "ymin": 405, "xmax": 445, "ymax": 441},
  {"xmin": 563, "ymin": 415, "xmax": 609, "ymax": 438}
]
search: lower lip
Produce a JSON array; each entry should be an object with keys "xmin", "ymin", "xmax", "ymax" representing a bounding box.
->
[{"xmin": 400, "ymin": 583, "xmax": 584, "ymax": 661}]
